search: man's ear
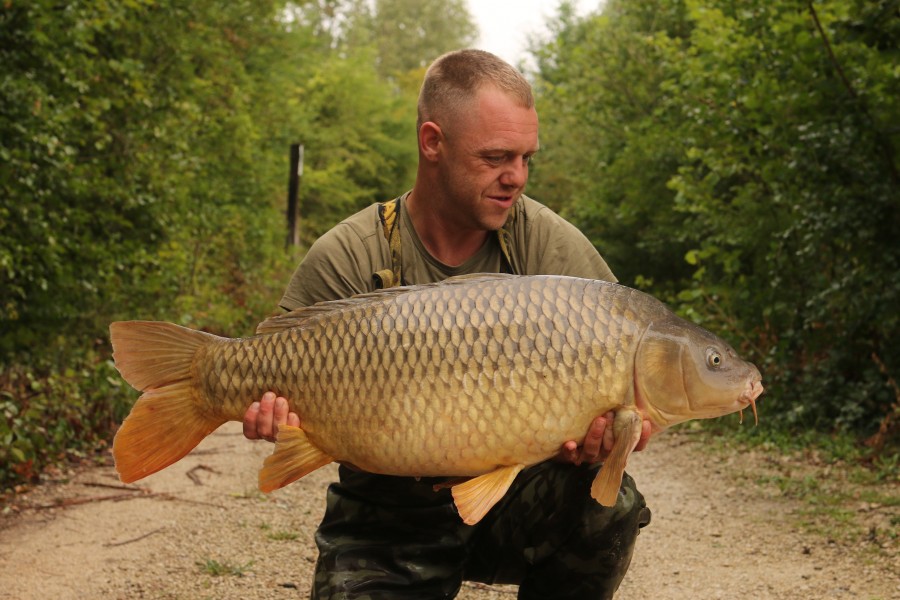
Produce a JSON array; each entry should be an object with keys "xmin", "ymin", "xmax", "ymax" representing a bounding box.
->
[{"xmin": 419, "ymin": 121, "xmax": 443, "ymax": 162}]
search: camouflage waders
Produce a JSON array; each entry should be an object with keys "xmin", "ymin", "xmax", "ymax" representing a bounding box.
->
[{"xmin": 311, "ymin": 461, "xmax": 651, "ymax": 599}]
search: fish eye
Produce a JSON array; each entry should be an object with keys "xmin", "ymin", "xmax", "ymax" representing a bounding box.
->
[{"xmin": 706, "ymin": 349, "xmax": 722, "ymax": 368}]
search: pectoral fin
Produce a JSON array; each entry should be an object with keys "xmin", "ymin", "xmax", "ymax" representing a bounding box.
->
[
  {"xmin": 259, "ymin": 425, "xmax": 334, "ymax": 493},
  {"xmin": 451, "ymin": 464, "xmax": 524, "ymax": 525},
  {"xmin": 591, "ymin": 411, "xmax": 643, "ymax": 507}
]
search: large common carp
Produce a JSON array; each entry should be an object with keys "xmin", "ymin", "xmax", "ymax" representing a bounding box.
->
[{"xmin": 110, "ymin": 274, "xmax": 763, "ymax": 525}]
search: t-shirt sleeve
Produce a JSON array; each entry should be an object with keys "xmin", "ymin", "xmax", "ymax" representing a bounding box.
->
[
  {"xmin": 279, "ymin": 215, "xmax": 386, "ymax": 310},
  {"xmin": 519, "ymin": 201, "xmax": 617, "ymax": 282}
]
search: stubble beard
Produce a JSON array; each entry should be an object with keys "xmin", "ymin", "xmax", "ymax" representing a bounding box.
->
[{"xmin": 438, "ymin": 164, "xmax": 518, "ymax": 233}]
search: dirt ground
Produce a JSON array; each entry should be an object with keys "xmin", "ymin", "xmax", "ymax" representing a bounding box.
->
[{"xmin": 1, "ymin": 422, "xmax": 897, "ymax": 600}]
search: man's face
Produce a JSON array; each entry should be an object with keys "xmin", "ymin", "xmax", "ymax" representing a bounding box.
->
[{"xmin": 436, "ymin": 86, "xmax": 539, "ymax": 232}]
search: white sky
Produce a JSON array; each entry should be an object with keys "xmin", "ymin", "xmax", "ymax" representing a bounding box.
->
[{"xmin": 467, "ymin": 0, "xmax": 603, "ymax": 68}]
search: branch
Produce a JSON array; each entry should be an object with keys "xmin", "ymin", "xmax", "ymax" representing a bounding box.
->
[
  {"xmin": 865, "ymin": 352, "xmax": 900, "ymax": 453},
  {"xmin": 104, "ymin": 527, "xmax": 166, "ymax": 548},
  {"xmin": 807, "ymin": 1, "xmax": 899, "ymax": 185},
  {"xmin": 81, "ymin": 482, "xmax": 151, "ymax": 493},
  {"xmin": 807, "ymin": 1, "xmax": 857, "ymax": 99},
  {"xmin": 186, "ymin": 464, "xmax": 220, "ymax": 486},
  {"xmin": 25, "ymin": 492, "xmax": 166, "ymax": 510}
]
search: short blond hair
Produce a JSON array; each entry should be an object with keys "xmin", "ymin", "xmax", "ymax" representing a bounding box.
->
[{"xmin": 417, "ymin": 49, "xmax": 534, "ymax": 131}]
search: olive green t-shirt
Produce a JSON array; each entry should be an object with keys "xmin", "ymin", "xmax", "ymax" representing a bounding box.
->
[{"xmin": 279, "ymin": 193, "xmax": 616, "ymax": 310}]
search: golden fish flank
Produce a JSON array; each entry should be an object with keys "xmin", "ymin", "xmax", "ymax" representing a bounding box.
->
[{"xmin": 109, "ymin": 274, "xmax": 763, "ymax": 525}]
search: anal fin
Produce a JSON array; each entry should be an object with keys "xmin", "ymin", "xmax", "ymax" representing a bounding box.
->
[
  {"xmin": 451, "ymin": 464, "xmax": 524, "ymax": 525},
  {"xmin": 591, "ymin": 410, "xmax": 643, "ymax": 507},
  {"xmin": 259, "ymin": 425, "xmax": 334, "ymax": 493}
]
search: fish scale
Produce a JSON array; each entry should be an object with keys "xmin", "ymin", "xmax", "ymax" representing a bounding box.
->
[
  {"xmin": 196, "ymin": 278, "xmax": 568, "ymax": 471},
  {"xmin": 109, "ymin": 274, "xmax": 762, "ymax": 524}
]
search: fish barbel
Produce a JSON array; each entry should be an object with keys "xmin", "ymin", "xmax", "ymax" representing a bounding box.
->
[{"xmin": 110, "ymin": 274, "xmax": 763, "ymax": 524}]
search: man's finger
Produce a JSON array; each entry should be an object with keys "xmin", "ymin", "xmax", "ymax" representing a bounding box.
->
[
  {"xmin": 256, "ymin": 392, "xmax": 276, "ymax": 440},
  {"xmin": 273, "ymin": 396, "xmax": 289, "ymax": 425},
  {"xmin": 602, "ymin": 412, "xmax": 615, "ymax": 453},
  {"xmin": 572, "ymin": 416, "xmax": 603, "ymax": 464},
  {"xmin": 243, "ymin": 402, "xmax": 260, "ymax": 440},
  {"xmin": 634, "ymin": 419, "xmax": 652, "ymax": 452},
  {"xmin": 559, "ymin": 440, "xmax": 579, "ymax": 464}
]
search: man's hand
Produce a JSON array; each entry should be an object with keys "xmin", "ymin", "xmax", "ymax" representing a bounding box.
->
[
  {"xmin": 557, "ymin": 411, "xmax": 652, "ymax": 465},
  {"xmin": 242, "ymin": 391, "xmax": 300, "ymax": 442}
]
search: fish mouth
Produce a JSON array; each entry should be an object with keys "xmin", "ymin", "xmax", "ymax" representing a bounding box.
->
[{"xmin": 738, "ymin": 379, "xmax": 764, "ymax": 425}]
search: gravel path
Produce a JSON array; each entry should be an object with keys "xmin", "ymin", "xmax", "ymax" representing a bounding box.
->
[{"xmin": 1, "ymin": 423, "xmax": 897, "ymax": 599}]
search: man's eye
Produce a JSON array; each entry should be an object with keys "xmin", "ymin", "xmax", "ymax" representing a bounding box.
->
[{"xmin": 486, "ymin": 156, "xmax": 504, "ymax": 164}]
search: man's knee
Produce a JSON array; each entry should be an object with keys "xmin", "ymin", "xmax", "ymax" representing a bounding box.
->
[
  {"xmin": 516, "ymin": 471, "xmax": 650, "ymax": 600},
  {"xmin": 580, "ymin": 471, "xmax": 651, "ymax": 542},
  {"xmin": 565, "ymin": 471, "xmax": 650, "ymax": 582}
]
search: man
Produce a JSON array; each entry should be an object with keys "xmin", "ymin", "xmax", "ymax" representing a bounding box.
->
[{"xmin": 244, "ymin": 49, "xmax": 652, "ymax": 599}]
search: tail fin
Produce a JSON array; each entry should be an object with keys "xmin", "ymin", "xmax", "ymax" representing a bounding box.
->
[{"xmin": 110, "ymin": 321, "xmax": 226, "ymax": 483}]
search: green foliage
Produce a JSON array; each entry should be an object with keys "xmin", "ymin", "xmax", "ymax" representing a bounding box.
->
[
  {"xmin": 290, "ymin": 49, "xmax": 418, "ymax": 243},
  {"xmin": 197, "ymin": 558, "xmax": 254, "ymax": 577},
  {"xmin": 529, "ymin": 0, "xmax": 696, "ymax": 291},
  {"xmin": 1, "ymin": 0, "xmax": 474, "ymax": 488},
  {"xmin": 267, "ymin": 530, "xmax": 300, "ymax": 541},
  {"xmin": 366, "ymin": 0, "xmax": 478, "ymax": 75},
  {"xmin": 1, "ymin": 2, "xmax": 309, "ymax": 488},
  {"xmin": 1, "ymin": 0, "xmax": 296, "ymax": 342},
  {"xmin": 530, "ymin": 0, "xmax": 900, "ymax": 441},
  {"xmin": 697, "ymin": 424, "xmax": 898, "ymax": 550},
  {"xmin": 0, "ymin": 347, "xmax": 135, "ymax": 489}
]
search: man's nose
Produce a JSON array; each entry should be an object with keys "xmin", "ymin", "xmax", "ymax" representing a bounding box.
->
[{"xmin": 500, "ymin": 159, "xmax": 528, "ymax": 188}]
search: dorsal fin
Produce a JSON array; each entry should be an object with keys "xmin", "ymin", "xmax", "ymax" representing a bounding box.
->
[
  {"xmin": 256, "ymin": 287, "xmax": 411, "ymax": 334},
  {"xmin": 255, "ymin": 273, "xmax": 520, "ymax": 335}
]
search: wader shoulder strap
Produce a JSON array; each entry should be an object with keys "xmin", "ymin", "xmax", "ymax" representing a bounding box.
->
[
  {"xmin": 372, "ymin": 197, "xmax": 517, "ymax": 289},
  {"xmin": 373, "ymin": 197, "xmax": 403, "ymax": 289},
  {"xmin": 496, "ymin": 223, "xmax": 515, "ymax": 275}
]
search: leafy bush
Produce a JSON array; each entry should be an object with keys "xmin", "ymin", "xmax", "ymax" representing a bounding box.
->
[
  {"xmin": 0, "ymin": 0, "xmax": 470, "ymax": 490},
  {"xmin": 0, "ymin": 348, "xmax": 134, "ymax": 489},
  {"xmin": 530, "ymin": 0, "xmax": 899, "ymax": 445}
]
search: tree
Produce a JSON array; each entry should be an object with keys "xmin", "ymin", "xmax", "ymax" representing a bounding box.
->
[
  {"xmin": 349, "ymin": 0, "xmax": 478, "ymax": 75},
  {"xmin": 292, "ymin": 48, "xmax": 418, "ymax": 242},
  {"xmin": 528, "ymin": 0, "xmax": 695, "ymax": 289},
  {"xmin": 0, "ymin": 0, "xmax": 423, "ymax": 487},
  {"xmin": 529, "ymin": 0, "xmax": 900, "ymax": 436}
]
